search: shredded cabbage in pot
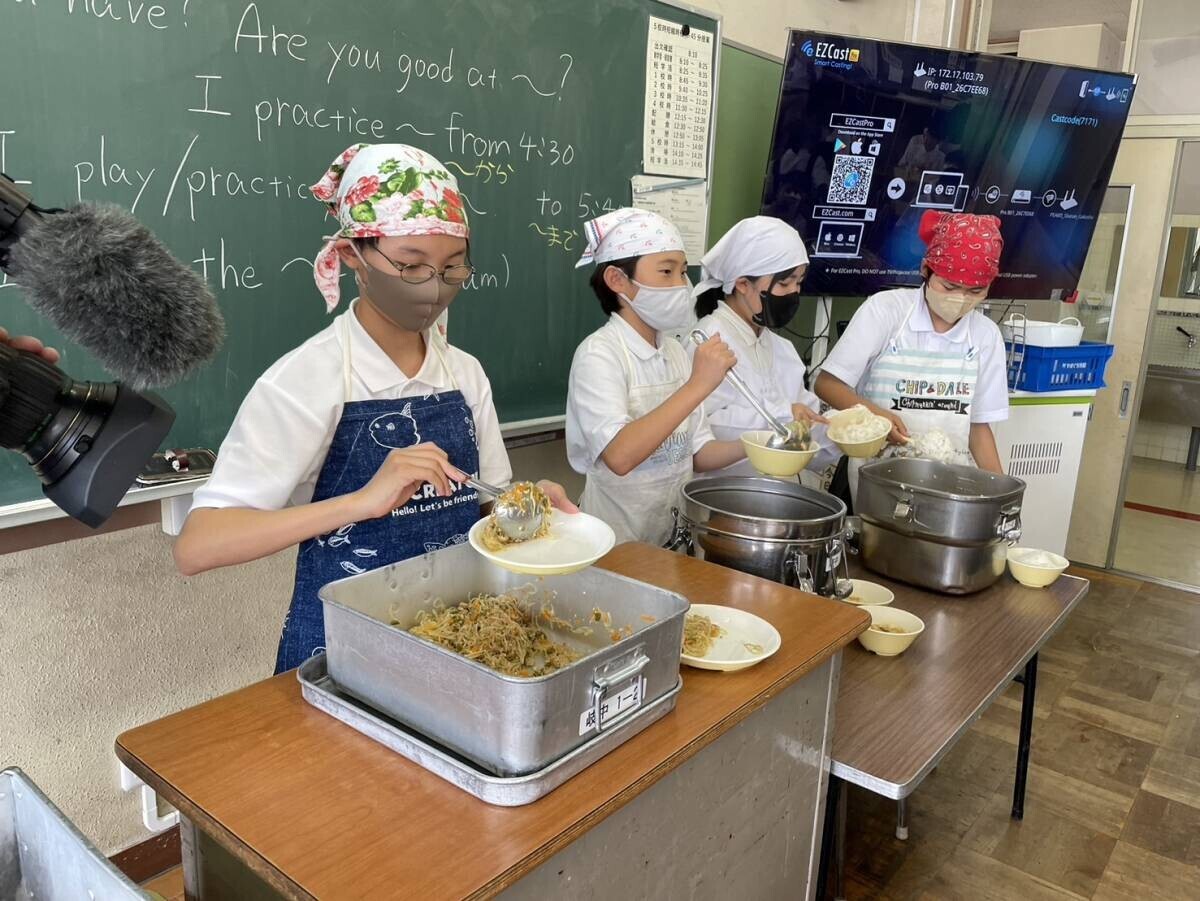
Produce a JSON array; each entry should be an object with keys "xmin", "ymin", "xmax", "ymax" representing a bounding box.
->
[{"xmin": 904, "ymin": 429, "xmax": 959, "ymax": 464}]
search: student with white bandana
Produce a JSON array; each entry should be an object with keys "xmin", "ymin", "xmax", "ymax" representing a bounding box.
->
[
  {"xmin": 815, "ymin": 210, "xmax": 1009, "ymax": 505},
  {"xmin": 689, "ymin": 216, "xmax": 836, "ymax": 481},
  {"xmin": 566, "ymin": 208, "xmax": 748, "ymax": 545}
]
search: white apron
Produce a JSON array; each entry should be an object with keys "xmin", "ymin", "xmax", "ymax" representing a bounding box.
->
[
  {"xmin": 847, "ymin": 296, "xmax": 980, "ymax": 505},
  {"xmin": 580, "ymin": 334, "xmax": 697, "ymax": 546},
  {"xmin": 698, "ymin": 304, "xmax": 835, "ymax": 482}
]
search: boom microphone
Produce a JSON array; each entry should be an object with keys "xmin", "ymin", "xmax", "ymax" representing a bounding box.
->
[
  {"xmin": 0, "ymin": 174, "xmax": 225, "ymax": 527},
  {"xmin": 2, "ymin": 182, "xmax": 224, "ymax": 389}
]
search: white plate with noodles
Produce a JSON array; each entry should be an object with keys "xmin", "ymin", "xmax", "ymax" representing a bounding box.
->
[
  {"xmin": 681, "ymin": 604, "xmax": 782, "ymax": 672},
  {"xmin": 468, "ymin": 509, "xmax": 616, "ymax": 576}
]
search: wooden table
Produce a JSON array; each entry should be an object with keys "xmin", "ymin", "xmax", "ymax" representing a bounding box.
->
[
  {"xmin": 819, "ymin": 569, "xmax": 1090, "ymax": 898},
  {"xmin": 116, "ymin": 544, "xmax": 866, "ymax": 900}
]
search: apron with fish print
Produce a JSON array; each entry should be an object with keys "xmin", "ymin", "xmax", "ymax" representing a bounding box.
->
[
  {"xmin": 275, "ymin": 319, "xmax": 480, "ymax": 673},
  {"xmin": 846, "ymin": 295, "xmax": 979, "ymax": 506}
]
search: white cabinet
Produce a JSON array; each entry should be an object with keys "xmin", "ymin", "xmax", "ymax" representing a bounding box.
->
[{"xmin": 993, "ymin": 399, "xmax": 1093, "ymax": 556}]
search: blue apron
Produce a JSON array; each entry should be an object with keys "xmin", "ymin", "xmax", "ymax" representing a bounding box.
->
[{"xmin": 274, "ymin": 319, "xmax": 480, "ymax": 673}]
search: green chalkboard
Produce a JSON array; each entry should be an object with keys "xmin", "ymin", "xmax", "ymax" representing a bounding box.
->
[
  {"xmin": 0, "ymin": 0, "xmax": 719, "ymax": 508},
  {"xmin": 709, "ymin": 44, "xmax": 784, "ymax": 240}
]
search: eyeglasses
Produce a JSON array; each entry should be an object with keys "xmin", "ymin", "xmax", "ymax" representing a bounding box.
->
[{"xmin": 369, "ymin": 247, "xmax": 475, "ymax": 286}]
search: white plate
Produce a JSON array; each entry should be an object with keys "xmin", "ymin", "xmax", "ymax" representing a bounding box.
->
[
  {"xmin": 468, "ymin": 509, "xmax": 616, "ymax": 576},
  {"xmin": 681, "ymin": 604, "xmax": 782, "ymax": 672},
  {"xmin": 842, "ymin": 579, "xmax": 894, "ymax": 607}
]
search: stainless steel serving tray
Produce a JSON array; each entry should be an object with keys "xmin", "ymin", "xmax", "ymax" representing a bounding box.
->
[
  {"xmin": 298, "ymin": 655, "xmax": 681, "ymax": 807},
  {"xmin": 319, "ymin": 541, "xmax": 688, "ymax": 777}
]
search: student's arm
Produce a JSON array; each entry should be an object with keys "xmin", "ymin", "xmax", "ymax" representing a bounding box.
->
[
  {"xmin": 969, "ymin": 423, "xmax": 1003, "ymax": 474},
  {"xmin": 694, "ymin": 439, "xmax": 746, "ymax": 472},
  {"xmin": 814, "ymin": 371, "xmax": 909, "ymax": 443},
  {"xmin": 599, "ymin": 336, "xmax": 735, "ymax": 477},
  {"xmin": 174, "ymin": 445, "xmax": 462, "ymax": 576}
]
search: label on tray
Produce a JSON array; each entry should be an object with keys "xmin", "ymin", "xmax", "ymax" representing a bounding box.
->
[{"xmin": 579, "ymin": 676, "xmax": 646, "ymax": 735}]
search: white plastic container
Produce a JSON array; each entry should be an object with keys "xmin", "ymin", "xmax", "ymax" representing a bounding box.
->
[{"xmin": 1001, "ymin": 314, "xmax": 1084, "ymax": 348}]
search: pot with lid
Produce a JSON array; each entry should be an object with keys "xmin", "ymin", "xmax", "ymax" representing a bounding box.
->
[
  {"xmin": 668, "ymin": 476, "xmax": 851, "ymax": 598},
  {"xmin": 855, "ymin": 458, "xmax": 1026, "ymax": 594}
]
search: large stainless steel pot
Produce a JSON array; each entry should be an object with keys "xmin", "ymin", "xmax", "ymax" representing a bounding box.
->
[
  {"xmin": 855, "ymin": 459, "xmax": 1026, "ymax": 594},
  {"xmin": 858, "ymin": 521, "xmax": 1008, "ymax": 595},
  {"xmin": 857, "ymin": 458, "xmax": 1025, "ymax": 546},
  {"xmin": 668, "ymin": 476, "xmax": 850, "ymax": 597}
]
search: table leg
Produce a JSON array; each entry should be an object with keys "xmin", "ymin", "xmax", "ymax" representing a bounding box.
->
[
  {"xmin": 1011, "ymin": 653, "xmax": 1039, "ymax": 820},
  {"xmin": 833, "ymin": 777, "xmax": 847, "ymax": 900},
  {"xmin": 815, "ymin": 775, "xmax": 847, "ymax": 900},
  {"xmin": 1187, "ymin": 427, "xmax": 1199, "ymax": 473},
  {"xmin": 179, "ymin": 816, "xmax": 202, "ymax": 901},
  {"xmin": 896, "ymin": 797, "xmax": 909, "ymax": 841}
]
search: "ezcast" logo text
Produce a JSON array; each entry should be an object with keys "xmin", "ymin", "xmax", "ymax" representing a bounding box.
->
[{"xmin": 801, "ymin": 39, "xmax": 860, "ymax": 69}]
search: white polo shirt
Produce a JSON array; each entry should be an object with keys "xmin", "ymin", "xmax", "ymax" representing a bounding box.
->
[
  {"xmin": 191, "ymin": 301, "xmax": 512, "ymax": 512},
  {"xmin": 690, "ymin": 302, "xmax": 838, "ymax": 476},
  {"xmin": 565, "ymin": 314, "xmax": 715, "ymax": 473},
  {"xmin": 820, "ymin": 287, "xmax": 1010, "ymax": 424}
]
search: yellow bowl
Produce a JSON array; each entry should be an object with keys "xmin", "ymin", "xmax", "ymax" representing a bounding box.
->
[
  {"xmin": 1007, "ymin": 547, "xmax": 1069, "ymax": 588},
  {"xmin": 740, "ymin": 430, "xmax": 818, "ymax": 477},
  {"xmin": 827, "ymin": 409, "xmax": 891, "ymax": 459},
  {"xmin": 857, "ymin": 605, "xmax": 925, "ymax": 656},
  {"xmin": 843, "ymin": 578, "xmax": 894, "ymax": 607},
  {"xmin": 830, "ymin": 431, "xmax": 890, "ymax": 458}
]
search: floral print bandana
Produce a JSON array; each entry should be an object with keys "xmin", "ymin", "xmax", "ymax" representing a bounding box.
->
[
  {"xmin": 575, "ymin": 207, "xmax": 685, "ymax": 269},
  {"xmin": 311, "ymin": 143, "xmax": 469, "ymax": 312}
]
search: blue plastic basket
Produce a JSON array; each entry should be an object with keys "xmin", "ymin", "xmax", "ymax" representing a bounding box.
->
[{"xmin": 1005, "ymin": 341, "xmax": 1114, "ymax": 392}]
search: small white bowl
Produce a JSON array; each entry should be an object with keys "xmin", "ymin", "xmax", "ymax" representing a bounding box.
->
[
  {"xmin": 857, "ymin": 605, "xmax": 924, "ymax": 656},
  {"xmin": 1007, "ymin": 547, "xmax": 1069, "ymax": 588},
  {"xmin": 843, "ymin": 579, "xmax": 894, "ymax": 607},
  {"xmin": 740, "ymin": 430, "xmax": 818, "ymax": 477}
]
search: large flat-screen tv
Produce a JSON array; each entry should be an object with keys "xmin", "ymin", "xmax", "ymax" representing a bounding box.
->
[{"xmin": 761, "ymin": 32, "xmax": 1136, "ymax": 299}]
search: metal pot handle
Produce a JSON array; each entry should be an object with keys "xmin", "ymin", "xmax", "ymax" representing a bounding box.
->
[
  {"xmin": 893, "ymin": 491, "xmax": 916, "ymax": 524},
  {"xmin": 589, "ymin": 648, "xmax": 650, "ymax": 735},
  {"xmin": 663, "ymin": 507, "xmax": 693, "ymax": 554},
  {"xmin": 844, "ymin": 516, "xmax": 862, "ymax": 556},
  {"xmin": 786, "ymin": 548, "xmax": 816, "ymax": 594},
  {"xmin": 997, "ymin": 503, "xmax": 1023, "ymax": 545}
]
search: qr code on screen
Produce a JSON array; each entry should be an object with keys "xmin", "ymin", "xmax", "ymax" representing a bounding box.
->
[{"xmin": 827, "ymin": 155, "xmax": 876, "ymax": 206}]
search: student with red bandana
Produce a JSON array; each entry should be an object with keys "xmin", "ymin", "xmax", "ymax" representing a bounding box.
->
[{"xmin": 815, "ymin": 211, "xmax": 1009, "ymax": 501}]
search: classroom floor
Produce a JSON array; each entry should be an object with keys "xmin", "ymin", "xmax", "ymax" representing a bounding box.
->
[
  {"xmin": 827, "ymin": 569, "xmax": 1200, "ymax": 900},
  {"xmin": 139, "ymin": 571, "xmax": 1200, "ymax": 901},
  {"xmin": 1114, "ymin": 457, "xmax": 1200, "ymax": 587}
]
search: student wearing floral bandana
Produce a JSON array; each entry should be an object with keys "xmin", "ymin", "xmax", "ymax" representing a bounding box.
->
[
  {"xmin": 815, "ymin": 210, "xmax": 1009, "ymax": 503},
  {"xmin": 174, "ymin": 143, "xmax": 575, "ymax": 673}
]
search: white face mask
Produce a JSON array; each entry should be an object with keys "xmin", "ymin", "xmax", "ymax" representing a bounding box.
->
[
  {"xmin": 925, "ymin": 283, "xmax": 981, "ymax": 324},
  {"xmin": 621, "ymin": 279, "xmax": 695, "ymax": 331}
]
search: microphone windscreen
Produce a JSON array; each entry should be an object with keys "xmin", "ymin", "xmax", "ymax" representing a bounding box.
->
[{"xmin": 8, "ymin": 203, "xmax": 224, "ymax": 388}]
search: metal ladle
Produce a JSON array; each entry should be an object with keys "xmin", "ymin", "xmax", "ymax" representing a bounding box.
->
[
  {"xmin": 690, "ymin": 329, "xmax": 811, "ymax": 451},
  {"xmin": 467, "ymin": 478, "xmax": 548, "ymax": 543}
]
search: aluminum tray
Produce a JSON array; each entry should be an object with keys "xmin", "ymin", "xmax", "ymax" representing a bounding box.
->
[
  {"xmin": 298, "ymin": 655, "xmax": 681, "ymax": 807},
  {"xmin": 1, "ymin": 767, "xmax": 147, "ymax": 900},
  {"xmin": 319, "ymin": 541, "xmax": 688, "ymax": 777}
]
